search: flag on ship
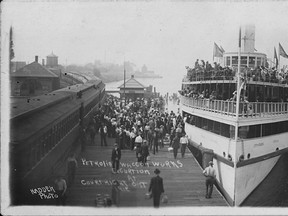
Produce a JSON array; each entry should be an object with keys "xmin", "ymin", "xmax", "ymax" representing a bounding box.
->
[
  {"xmin": 220, "ymin": 46, "xmax": 225, "ymax": 53},
  {"xmin": 10, "ymin": 26, "xmax": 15, "ymax": 60},
  {"xmin": 213, "ymin": 42, "xmax": 224, "ymax": 58},
  {"xmin": 239, "ymin": 27, "xmax": 241, "ymax": 48},
  {"xmin": 279, "ymin": 43, "xmax": 288, "ymax": 58},
  {"xmin": 274, "ymin": 47, "xmax": 278, "ymax": 68}
]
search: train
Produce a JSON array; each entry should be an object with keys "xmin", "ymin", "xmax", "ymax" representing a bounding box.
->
[{"xmin": 10, "ymin": 79, "xmax": 105, "ymax": 205}]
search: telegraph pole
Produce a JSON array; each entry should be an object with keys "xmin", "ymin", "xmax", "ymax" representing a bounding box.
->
[{"xmin": 124, "ymin": 61, "xmax": 126, "ymax": 106}]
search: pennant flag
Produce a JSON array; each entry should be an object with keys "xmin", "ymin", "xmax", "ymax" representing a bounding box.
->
[
  {"xmin": 274, "ymin": 47, "xmax": 278, "ymax": 68},
  {"xmin": 213, "ymin": 42, "xmax": 223, "ymax": 57},
  {"xmin": 239, "ymin": 27, "xmax": 242, "ymax": 48},
  {"xmin": 279, "ymin": 43, "xmax": 288, "ymax": 58},
  {"xmin": 220, "ymin": 46, "xmax": 225, "ymax": 53},
  {"xmin": 9, "ymin": 26, "xmax": 15, "ymax": 60}
]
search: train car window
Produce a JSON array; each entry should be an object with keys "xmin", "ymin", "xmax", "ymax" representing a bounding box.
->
[
  {"xmin": 41, "ymin": 135, "xmax": 47, "ymax": 155},
  {"xmin": 47, "ymin": 129, "xmax": 52, "ymax": 150}
]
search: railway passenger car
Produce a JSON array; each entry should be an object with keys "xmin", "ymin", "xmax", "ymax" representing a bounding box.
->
[{"xmin": 9, "ymin": 80, "xmax": 105, "ymax": 205}]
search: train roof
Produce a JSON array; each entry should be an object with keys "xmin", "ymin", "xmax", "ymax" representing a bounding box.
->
[{"xmin": 10, "ymin": 80, "xmax": 104, "ymax": 142}]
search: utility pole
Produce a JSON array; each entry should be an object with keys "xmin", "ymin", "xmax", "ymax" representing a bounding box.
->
[{"xmin": 124, "ymin": 61, "xmax": 126, "ymax": 106}]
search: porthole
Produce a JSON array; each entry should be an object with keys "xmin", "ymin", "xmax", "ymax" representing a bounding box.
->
[
  {"xmin": 239, "ymin": 155, "xmax": 244, "ymax": 161},
  {"xmin": 228, "ymin": 154, "xmax": 232, "ymax": 161}
]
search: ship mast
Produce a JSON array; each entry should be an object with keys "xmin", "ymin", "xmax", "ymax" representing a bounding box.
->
[{"xmin": 235, "ymin": 27, "xmax": 242, "ymax": 141}]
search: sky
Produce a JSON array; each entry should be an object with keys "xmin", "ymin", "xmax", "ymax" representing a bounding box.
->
[{"xmin": 2, "ymin": 0, "xmax": 288, "ymax": 79}]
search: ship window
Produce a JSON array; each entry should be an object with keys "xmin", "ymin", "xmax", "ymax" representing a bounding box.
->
[
  {"xmin": 202, "ymin": 118, "xmax": 208, "ymax": 130},
  {"xmin": 262, "ymin": 123, "xmax": 272, "ymax": 136},
  {"xmin": 213, "ymin": 121, "xmax": 220, "ymax": 134},
  {"xmin": 230, "ymin": 125, "xmax": 235, "ymax": 139},
  {"xmin": 207, "ymin": 120, "xmax": 213, "ymax": 132},
  {"xmin": 249, "ymin": 57, "xmax": 255, "ymax": 67},
  {"xmin": 195, "ymin": 116, "xmax": 202, "ymax": 128},
  {"xmin": 270, "ymin": 122, "xmax": 278, "ymax": 135},
  {"xmin": 220, "ymin": 123, "xmax": 230, "ymax": 138},
  {"xmin": 241, "ymin": 56, "xmax": 247, "ymax": 65},
  {"xmin": 190, "ymin": 116, "xmax": 195, "ymax": 125},
  {"xmin": 247, "ymin": 125, "xmax": 261, "ymax": 138},
  {"xmin": 226, "ymin": 57, "xmax": 231, "ymax": 66},
  {"xmin": 232, "ymin": 56, "xmax": 238, "ymax": 65},
  {"xmin": 238, "ymin": 126, "xmax": 249, "ymax": 139}
]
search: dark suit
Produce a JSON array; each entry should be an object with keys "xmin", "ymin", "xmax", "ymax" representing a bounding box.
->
[
  {"xmin": 141, "ymin": 144, "xmax": 149, "ymax": 165},
  {"xmin": 148, "ymin": 175, "xmax": 164, "ymax": 207},
  {"xmin": 111, "ymin": 147, "xmax": 121, "ymax": 172}
]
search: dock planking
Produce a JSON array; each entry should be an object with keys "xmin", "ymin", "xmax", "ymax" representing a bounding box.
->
[{"xmin": 66, "ymin": 134, "xmax": 228, "ymax": 207}]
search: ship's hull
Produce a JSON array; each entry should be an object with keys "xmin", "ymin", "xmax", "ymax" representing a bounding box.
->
[
  {"xmin": 184, "ymin": 123, "xmax": 286, "ymax": 206},
  {"xmin": 234, "ymin": 155, "xmax": 280, "ymax": 205}
]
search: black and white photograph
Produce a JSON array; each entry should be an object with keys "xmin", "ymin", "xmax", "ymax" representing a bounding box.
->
[{"xmin": 1, "ymin": 0, "xmax": 288, "ymax": 215}]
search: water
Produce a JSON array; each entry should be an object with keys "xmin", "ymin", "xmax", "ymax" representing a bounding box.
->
[
  {"xmin": 105, "ymin": 76, "xmax": 181, "ymax": 114},
  {"xmin": 105, "ymin": 76, "xmax": 182, "ymax": 97}
]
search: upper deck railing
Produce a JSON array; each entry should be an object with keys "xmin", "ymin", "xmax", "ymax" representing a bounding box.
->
[
  {"xmin": 182, "ymin": 74, "xmax": 235, "ymax": 82},
  {"xmin": 181, "ymin": 96, "xmax": 288, "ymax": 118},
  {"xmin": 183, "ymin": 67, "xmax": 288, "ymax": 85}
]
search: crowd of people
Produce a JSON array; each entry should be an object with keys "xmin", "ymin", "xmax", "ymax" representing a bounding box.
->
[
  {"xmin": 186, "ymin": 59, "xmax": 288, "ymax": 84},
  {"xmin": 179, "ymin": 88, "xmax": 219, "ymax": 101},
  {"xmin": 185, "ymin": 59, "xmax": 235, "ymax": 81},
  {"xmin": 61, "ymin": 93, "xmax": 217, "ymax": 207},
  {"xmin": 83, "ymin": 95, "xmax": 187, "ymax": 160}
]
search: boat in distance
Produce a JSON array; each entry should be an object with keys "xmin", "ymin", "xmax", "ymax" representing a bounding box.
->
[{"xmin": 180, "ymin": 25, "xmax": 288, "ymax": 206}]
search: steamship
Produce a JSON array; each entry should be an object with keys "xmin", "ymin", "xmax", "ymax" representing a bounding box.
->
[{"xmin": 180, "ymin": 25, "xmax": 288, "ymax": 206}]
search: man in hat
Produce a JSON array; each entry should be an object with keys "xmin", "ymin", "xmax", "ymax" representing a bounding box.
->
[
  {"xmin": 111, "ymin": 143, "xmax": 121, "ymax": 174},
  {"xmin": 203, "ymin": 161, "xmax": 216, "ymax": 199},
  {"xmin": 148, "ymin": 168, "xmax": 165, "ymax": 208},
  {"xmin": 99, "ymin": 123, "xmax": 108, "ymax": 146},
  {"xmin": 54, "ymin": 175, "xmax": 67, "ymax": 205},
  {"xmin": 141, "ymin": 140, "xmax": 149, "ymax": 166},
  {"xmin": 179, "ymin": 134, "xmax": 189, "ymax": 158}
]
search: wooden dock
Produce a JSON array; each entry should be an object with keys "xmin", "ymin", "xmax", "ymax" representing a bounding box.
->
[{"xmin": 66, "ymin": 134, "xmax": 228, "ymax": 207}]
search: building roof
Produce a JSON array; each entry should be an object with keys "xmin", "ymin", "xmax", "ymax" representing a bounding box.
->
[
  {"xmin": 118, "ymin": 76, "xmax": 146, "ymax": 89},
  {"xmin": 11, "ymin": 61, "xmax": 58, "ymax": 78},
  {"xmin": 47, "ymin": 52, "xmax": 58, "ymax": 58}
]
